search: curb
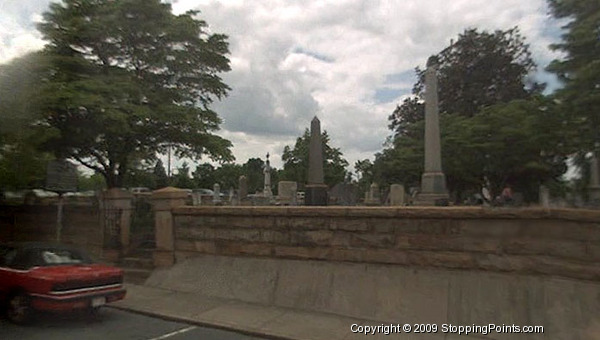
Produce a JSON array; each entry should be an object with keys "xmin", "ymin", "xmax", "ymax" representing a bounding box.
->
[{"xmin": 108, "ymin": 305, "xmax": 299, "ymax": 340}]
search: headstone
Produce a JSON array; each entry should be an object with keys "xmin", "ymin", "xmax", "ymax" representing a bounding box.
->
[
  {"xmin": 277, "ymin": 181, "xmax": 297, "ymax": 205},
  {"xmin": 416, "ymin": 57, "xmax": 449, "ymax": 206},
  {"xmin": 213, "ymin": 183, "xmax": 221, "ymax": 204},
  {"xmin": 329, "ymin": 183, "xmax": 358, "ymax": 206},
  {"xmin": 239, "ymin": 175, "xmax": 248, "ymax": 199},
  {"xmin": 191, "ymin": 192, "xmax": 202, "ymax": 206},
  {"xmin": 365, "ymin": 183, "xmax": 380, "ymax": 206},
  {"xmin": 229, "ymin": 187, "xmax": 234, "ymax": 203},
  {"xmin": 539, "ymin": 185, "xmax": 550, "ymax": 208},
  {"xmin": 389, "ymin": 184, "xmax": 405, "ymax": 206},
  {"xmin": 263, "ymin": 153, "xmax": 273, "ymax": 198},
  {"xmin": 305, "ymin": 116, "xmax": 327, "ymax": 206},
  {"xmin": 513, "ymin": 192, "xmax": 524, "ymax": 207}
]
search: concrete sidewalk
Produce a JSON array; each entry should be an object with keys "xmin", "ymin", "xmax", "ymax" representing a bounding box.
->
[{"xmin": 109, "ymin": 284, "xmax": 443, "ymax": 340}]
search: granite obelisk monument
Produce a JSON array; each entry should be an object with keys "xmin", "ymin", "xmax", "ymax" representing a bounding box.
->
[
  {"xmin": 263, "ymin": 152, "xmax": 273, "ymax": 199},
  {"xmin": 305, "ymin": 116, "xmax": 328, "ymax": 205},
  {"xmin": 417, "ymin": 57, "xmax": 449, "ymax": 205}
]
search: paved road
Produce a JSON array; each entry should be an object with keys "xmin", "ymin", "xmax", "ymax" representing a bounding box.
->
[{"xmin": 0, "ymin": 307, "xmax": 268, "ymax": 340}]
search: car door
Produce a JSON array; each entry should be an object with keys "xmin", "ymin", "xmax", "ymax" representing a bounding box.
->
[{"xmin": 0, "ymin": 245, "xmax": 19, "ymax": 300}]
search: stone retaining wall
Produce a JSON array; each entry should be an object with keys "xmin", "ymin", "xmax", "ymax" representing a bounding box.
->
[
  {"xmin": 0, "ymin": 204, "xmax": 103, "ymax": 257},
  {"xmin": 170, "ymin": 206, "xmax": 600, "ymax": 281}
]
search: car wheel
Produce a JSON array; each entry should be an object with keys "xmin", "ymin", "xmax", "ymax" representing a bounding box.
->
[
  {"xmin": 88, "ymin": 306, "xmax": 102, "ymax": 315},
  {"xmin": 6, "ymin": 293, "xmax": 32, "ymax": 324}
]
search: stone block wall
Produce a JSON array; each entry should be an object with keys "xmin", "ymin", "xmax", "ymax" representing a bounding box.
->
[
  {"xmin": 0, "ymin": 204, "xmax": 103, "ymax": 258},
  {"xmin": 171, "ymin": 206, "xmax": 600, "ymax": 281}
]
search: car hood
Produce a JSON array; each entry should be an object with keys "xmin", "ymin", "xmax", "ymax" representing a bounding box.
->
[{"xmin": 29, "ymin": 264, "xmax": 123, "ymax": 281}]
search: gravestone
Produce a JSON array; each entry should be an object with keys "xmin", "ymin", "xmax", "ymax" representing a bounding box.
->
[
  {"xmin": 329, "ymin": 183, "xmax": 357, "ymax": 206},
  {"xmin": 305, "ymin": 117, "xmax": 328, "ymax": 205},
  {"xmin": 239, "ymin": 175, "xmax": 248, "ymax": 199},
  {"xmin": 389, "ymin": 184, "xmax": 405, "ymax": 206},
  {"xmin": 277, "ymin": 181, "xmax": 297, "ymax": 205},
  {"xmin": 416, "ymin": 57, "xmax": 449, "ymax": 206},
  {"xmin": 191, "ymin": 192, "xmax": 202, "ymax": 206},
  {"xmin": 365, "ymin": 183, "xmax": 380, "ymax": 206},
  {"xmin": 213, "ymin": 183, "xmax": 221, "ymax": 204},
  {"xmin": 539, "ymin": 185, "xmax": 550, "ymax": 208}
]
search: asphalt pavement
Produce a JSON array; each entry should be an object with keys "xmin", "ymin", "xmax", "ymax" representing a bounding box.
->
[{"xmin": 0, "ymin": 308, "xmax": 267, "ymax": 340}]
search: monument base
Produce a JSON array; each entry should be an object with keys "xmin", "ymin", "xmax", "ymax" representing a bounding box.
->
[
  {"xmin": 305, "ymin": 184, "xmax": 328, "ymax": 206},
  {"xmin": 413, "ymin": 193, "xmax": 450, "ymax": 206},
  {"xmin": 416, "ymin": 171, "xmax": 449, "ymax": 206},
  {"xmin": 421, "ymin": 172, "xmax": 447, "ymax": 193},
  {"xmin": 589, "ymin": 186, "xmax": 600, "ymax": 208}
]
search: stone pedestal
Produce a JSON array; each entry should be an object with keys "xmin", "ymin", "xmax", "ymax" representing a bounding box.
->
[
  {"xmin": 413, "ymin": 193, "xmax": 449, "ymax": 206},
  {"xmin": 151, "ymin": 187, "xmax": 188, "ymax": 267},
  {"xmin": 101, "ymin": 188, "xmax": 133, "ymax": 258},
  {"xmin": 305, "ymin": 184, "xmax": 328, "ymax": 206}
]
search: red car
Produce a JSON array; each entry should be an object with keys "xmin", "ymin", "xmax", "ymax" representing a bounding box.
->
[{"xmin": 0, "ymin": 242, "xmax": 126, "ymax": 323}]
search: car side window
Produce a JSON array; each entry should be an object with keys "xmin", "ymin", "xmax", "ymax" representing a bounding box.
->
[
  {"xmin": 9, "ymin": 249, "xmax": 42, "ymax": 270},
  {"xmin": 0, "ymin": 248, "xmax": 18, "ymax": 268}
]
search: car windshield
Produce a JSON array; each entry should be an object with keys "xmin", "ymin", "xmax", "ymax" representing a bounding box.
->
[
  {"xmin": 5, "ymin": 246, "xmax": 95, "ymax": 269},
  {"xmin": 39, "ymin": 248, "xmax": 92, "ymax": 266}
]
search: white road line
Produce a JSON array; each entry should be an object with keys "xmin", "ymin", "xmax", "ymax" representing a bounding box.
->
[{"xmin": 147, "ymin": 326, "xmax": 198, "ymax": 340}]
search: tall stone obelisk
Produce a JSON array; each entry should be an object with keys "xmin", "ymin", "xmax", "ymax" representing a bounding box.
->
[
  {"xmin": 263, "ymin": 152, "xmax": 273, "ymax": 198},
  {"xmin": 418, "ymin": 57, "xmax": 449, "ymax": 205},
  {"xmin": 305, "ymin": 116, "xmax": 328, "ymax": 205}
]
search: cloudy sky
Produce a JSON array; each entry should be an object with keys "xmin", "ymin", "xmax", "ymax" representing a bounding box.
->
[{"xmin": 0, "ymin": 0, "xmax": 565, "ymax": 173}]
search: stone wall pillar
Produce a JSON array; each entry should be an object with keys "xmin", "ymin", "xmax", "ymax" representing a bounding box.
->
[
  {"xmin": 589, "ymin": 151, "xmax": 600, "ymax": 202},
  {"xmin": 101, "ymin": 188, "xmax": 133, "ymax": 261},
  {"xmin": 151, "ymin": 187, "xmax": 188, "ymax": 267}
]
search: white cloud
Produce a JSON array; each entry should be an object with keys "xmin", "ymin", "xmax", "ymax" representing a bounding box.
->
[{"xmin": 1, "ymin": 0, "xmax": 566, "ymax": 174}]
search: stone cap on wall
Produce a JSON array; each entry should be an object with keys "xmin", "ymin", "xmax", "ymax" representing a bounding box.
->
[
  {"xmin": 172, "ymin": 206, "xmax": 600, "ymax": 222},
  {"xmin": 102, "ymin": 188, "xmax": 133, "ymax": 200},
  {"xmin": 152, "ymin": 187, "xmax": 189, "ymax": 200}
]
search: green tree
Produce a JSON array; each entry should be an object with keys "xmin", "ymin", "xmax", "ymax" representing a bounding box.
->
[
  {"xmin": 172, "ymin": 162, "xmax": 195, "ymax": 189},
  {"xmin": 0, "ymin": 53, "xmax": 54, "ymax": 191},
  {"xmin": 213, "ymin": 163, "xmax": 244, "ymax": 191},
  {"xmin": 280, "ymin": 129, "xmax": 349, "ymax": 188},
  {"xmin": 378, "ymin": 97, "xmax": 571, "ymax": 203},
  {"xmin": 389, "ymin": 27, "xmax": 540, "ymax": 139},
  {"xmin": 78, "ymin": 172, "xmax": 107, "ymax": 191},
  {"xmin": 153, "ymin": 160, "xmax": 169, "ymax": 189},
  {"xmin": 33, "ymin": 0, "xmax": 233, "ymax": 188},
  {"xmin": 546, "ymin": 0, "xmax": 600, "ymax": 170},
  {"xmin": 242, "ymin": 158, "xmax": 266, "ymax": 194},
  {"xmin": 354, "ymin": 159, "xmax": 374, "ymax": 198},
  {"xmin": 381, "ymin": 27, "xmax": 562, "ymax": 202},
  {"xmin": 192, "ymin": 163, "xmax": 216, "ymax": 189}
]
